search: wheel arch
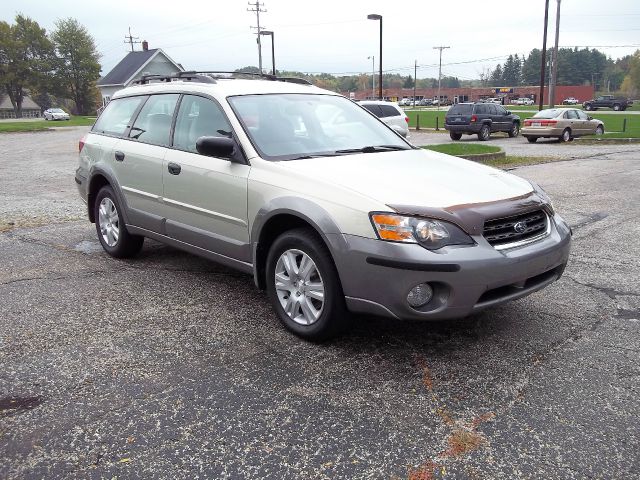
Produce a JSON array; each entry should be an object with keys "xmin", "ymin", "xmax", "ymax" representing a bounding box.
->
[
  {"xmin": 251, "ymin": 200, "xmax": 348, "ymax": 290},
  {"xmin": 87, "ymin": 168, "xmax": 130, "ymax": 224}
]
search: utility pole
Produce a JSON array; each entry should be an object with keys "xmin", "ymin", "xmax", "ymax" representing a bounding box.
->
[
  {"xmin": 433, "ymin": 46, "xmax": 450, "ymax": 111},
  {"xmin": 413, "ymin": 60, "xmax": 417, "ymax": 108},
  {"xmin": 248, "ymin": 1, "xmax": 266, "ymax": 73},
  {"xmin": 548, "ymin": 0, "xmax": 561, "ymax": 108},
  {"xmin": 124, "ymin": 27, "xmax": 141, "ymax": 52},
  {"xmin": 538, "ymin": 0, "xmax": 550, "ymax": 111}
]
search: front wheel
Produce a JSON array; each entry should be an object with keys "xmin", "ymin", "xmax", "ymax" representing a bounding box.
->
[
  {"xmin": 94, "ymin": 185, "xmax": 144, "ymax": 258},
  {"xmin": 595, "ymin": 125, "xmax": 604, "ymax": 135},
  {"xmin": 449, "ymin": 131, "xmax": 462, "ymax": 141},
  {"xmin": 508, "ymin": 122, "xmax": 520, "ymax": 138},
  {"xmin": 266, "ymin": 229, "xmax": 349, "ymax": 341},
  {"xmin": 477, "ymin": 124, "xmax": 490, "ymax": 141}
]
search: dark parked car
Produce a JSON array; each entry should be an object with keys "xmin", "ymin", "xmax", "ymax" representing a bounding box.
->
[
  {"xmin": 445, "ymin": 102, "xmax": 521, "ymax": 141},
  {"xmin": 583, "ymin": 95, "xmax": 628, "ymax": 111}
]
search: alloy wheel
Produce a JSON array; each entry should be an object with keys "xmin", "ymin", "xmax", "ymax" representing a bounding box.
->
[
  {"xmin": 274, "ymin": 249, "xmax": 325, "ymax": 325},
  {"xmin": 98, "ymin": 197, "xmax": 120, "ymax": 247}
]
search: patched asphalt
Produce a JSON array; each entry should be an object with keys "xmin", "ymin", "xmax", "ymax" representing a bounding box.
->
[{"xmin": 1, "ymin": 128, "xmax": 639, "ymax": 479}]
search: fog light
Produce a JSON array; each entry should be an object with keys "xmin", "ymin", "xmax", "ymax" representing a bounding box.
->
[{"xmin": 407, "ymin": 283, "xmax": 433, "ymax": 308}]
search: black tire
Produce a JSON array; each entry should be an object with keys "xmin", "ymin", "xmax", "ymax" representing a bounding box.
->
[
  {"xmin": 508, "ymin": 122, "xmax": 520, "ymax": 138},
  {"xmin": 477, "ymin": 124, "xmax": 490, "ymax": 141},
  {"xmin": 94, "ymin": 185, "xmax": 144, "ymax": 258},
  {"xmin": 595, "ymin": 125, "xmax": 604, "ymax": 135},
  {"xmin": 613, "ymin": 104, "xmax": 621, "ymax": 111},
  {"xmin": 266, "ymin": 228, "xmax": 349, "ymax": 341},
  {"xmin": 559, "ymin": 128, "xmax": 572, "ymax": 143},
  {"xmin": 585, "ymin": 104, "xmax": 593, "ymax": 111},
  {"xmin": 449, "ymin": 131, "xmax": 462, "ymax": 141},
  {"xmin": 526, "ymin": 136, "xmax": 538, "ymax": 143}
]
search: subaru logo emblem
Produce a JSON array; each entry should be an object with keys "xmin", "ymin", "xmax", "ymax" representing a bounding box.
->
[{"xmin": 514, "ymin": 221, "xmax": 527, "ymax": 233}]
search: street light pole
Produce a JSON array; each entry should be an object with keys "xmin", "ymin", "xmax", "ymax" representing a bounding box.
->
[
  {"xmin": 260, "ymin": 30, "xmax": 275, "ymax": 75},
  {"xmin": 433, "ymin": 46, "xmax": 450, "ymax": 111},
  {"xmin": 367, "ymin": 56, "xmax": 375, "ymax": 99},
  {"xmin": 367, "ymin": 14, "xmax": 383, "ymax": 100},
  {"xmin": 538, "ymin": 0, "xmax": 550, "ymax": 111},
  {"xmin": 548, "ymin": 0, "xmax": 561, "ymax": 108}
]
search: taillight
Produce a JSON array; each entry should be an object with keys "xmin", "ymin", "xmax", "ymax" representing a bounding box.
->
[
  {"xmin": 470, "ymin": 115, "xmax": 477, "ymax": 123},
  {"xmin": 524, "ymin": 120, "xmax": 531, "ymax": 126},
  {"xmin": 79, "ymin": 134, "xmax": 87, "ymax": 153},
  {"xmin": 405, "ymin": 116, "xmax": 409, "ymax": 123}
]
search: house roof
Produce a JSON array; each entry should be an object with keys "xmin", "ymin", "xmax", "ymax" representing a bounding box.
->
[
  {"xmin": 0, "ymin": 94, "xmax": 41, "ymax": 110},
  {"xmin": 97, "ymin": 48, "xmax": 182, "ymax": 87}
]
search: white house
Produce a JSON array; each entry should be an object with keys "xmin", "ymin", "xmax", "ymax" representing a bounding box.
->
[{"xmin": 97, "ymin": 41, "xmax": 184, "ymax": 109}]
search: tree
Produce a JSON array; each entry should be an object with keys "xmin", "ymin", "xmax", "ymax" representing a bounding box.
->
[
  {"xmin": 0, "ymin": 15, "xmax": 53, "ymax": 117},
  {"xmin": 522, "ymin": 49, "xmax": 542, "ymax": 85},
  {"xmin": 51, "ymin": 18, "xmax": 101, "ymax": 115},
  {"xmin": 403, "ymin": 75, "xmax": 414, "ymax": 88},
  {"xmin": 502, "ymin": 55, "xmax": 521, "ymax": 86},
  {"xmin": 621, "ymin": 50, "xmax": 640, "ymax": 97},
  {"xmin": 490, "ymin": 64, "xmax": 503, "ymax": 86}
]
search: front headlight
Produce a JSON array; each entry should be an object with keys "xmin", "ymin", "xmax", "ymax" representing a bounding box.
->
[
  {"xmin": 370, "ymin": 213, "xmax": 474, "ymax": 250},
  {"xmin": 530, "ymin": 181, "xmax": 554, "ymax": 214}
]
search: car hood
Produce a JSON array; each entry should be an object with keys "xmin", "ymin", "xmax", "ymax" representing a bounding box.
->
[{"xmin": 280, "ymin": 148, "xmax": 533, "ymax": 209}]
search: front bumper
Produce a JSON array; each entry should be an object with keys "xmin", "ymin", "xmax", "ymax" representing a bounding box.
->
[{"xmin": 328, "ymin": 213, "xmax": 571, "ymax": 320}]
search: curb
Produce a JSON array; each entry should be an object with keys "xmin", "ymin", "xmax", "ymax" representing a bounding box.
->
[
  {"xmin": 456, "ymin": 150, "xmax": 506, "ymax": 162},
  {"xmin": 573, "ymin": 137, "xmax": 640, "ymax": 144}
]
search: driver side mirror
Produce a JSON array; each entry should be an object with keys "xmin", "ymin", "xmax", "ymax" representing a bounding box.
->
[
  {"xmin": 506, "ymin": 111, "xmax": 512, "ymax": 115},
  {"xmin": 587, "ymin": 116, "xmax": 593, "ymax": 121},
  {"xmin": 196, "ymin": 136, "xmax": 236, "ymax": 160}
]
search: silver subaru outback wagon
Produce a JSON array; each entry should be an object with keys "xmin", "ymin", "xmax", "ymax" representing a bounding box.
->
[{"xmin": 76, "ymin": 72, "xmax": 571, "ymax": 340}]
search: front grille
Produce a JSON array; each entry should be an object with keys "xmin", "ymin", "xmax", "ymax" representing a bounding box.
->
[{"xmin": 483, "ymin": 209, "xmax": 548, "ymax": 248}]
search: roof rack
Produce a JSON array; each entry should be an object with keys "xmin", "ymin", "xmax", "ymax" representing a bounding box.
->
[{"xmin": 133, "ymin": 70, "xmax": 312, "ymax": 86}]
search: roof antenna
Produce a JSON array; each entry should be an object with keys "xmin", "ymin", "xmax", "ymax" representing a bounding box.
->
[{"xmin": 124, "ymin": 27, "xmax": 141, "ymax": 52}]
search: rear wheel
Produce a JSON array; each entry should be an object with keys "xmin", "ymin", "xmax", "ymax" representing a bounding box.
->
[
  {"xmin": 526, "ymin": 136, "xmax": 538, "ymax": 143},
  {"xmin": 559, "ymin": 128, "xmax": 572, "ymax": 143},
  {"xmin": 94, "ymin": 185, "xmax": 144, "ymax": 258},
  {"xmin": 449, "ymin": 131, "xmax": 462, "ymax": 141},
  {"xmin": 585, "ymin": 104, "xmax": 593, "ymax": 111},
  {"xmin": 595, "ymin": 125, "xmax": 604, "ymax": 135},
  {"xmin": 266, "ymin": 228, "xmax": 348, "ymax": 341},
  {"xmin": 508, "ymin": 122, "xmax": 520, "ymax": 138},
  {"xmin": 477, "ymin": 124, "xmax": 490, "ymax": 141},
  {"xmin": 613, "ymin": 104, "xmax": 621, "ymax": 111}
]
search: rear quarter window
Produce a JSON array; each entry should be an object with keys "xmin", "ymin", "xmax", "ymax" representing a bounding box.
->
[
  {"xmin": 379, "ymin": 105, "xmax": 401, "ymax": 117},
  {"xmin": 93, "ymin": 96, "xmax": 146, "ymax": 136},
  {"xmin": 362, "ymin": 104, "xmax": 383, "ymax": 117}
]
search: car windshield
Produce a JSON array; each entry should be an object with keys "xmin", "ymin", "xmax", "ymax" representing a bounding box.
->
[
  {"xmin": 448, "ymin": 104, "xmax": 473, "ymax": 115},
  {"xmin": 51, "ymin": 108, "xmax": 65, "ymax": 113},
  {"xmin": 228, "ymin": 94, "xmax": 410, "ymax": 160},
  {"xmin": 532, "ymin": 109, "xmax": 562, "ymax": 119}
]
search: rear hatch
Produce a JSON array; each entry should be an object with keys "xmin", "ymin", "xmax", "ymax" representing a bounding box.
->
[{"xmin": 445, "ymin": 104, "xmax": 473, "ymax": 125}]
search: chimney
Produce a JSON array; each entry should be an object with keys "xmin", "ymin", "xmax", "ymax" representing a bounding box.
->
[{"xmin": 142, "ymin": 40, "xmax": 148, "ymax": 51}]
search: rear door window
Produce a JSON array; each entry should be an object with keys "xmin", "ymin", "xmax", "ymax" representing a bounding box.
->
[
  {"xmin": 362, "ymin": 104, "xmax": 383, "ymax": 117},
  {"xmin": 93, "ymin": 96, "xmax": 146, "ymax": 136},
  {"xmin": 379, "ymin": 105, "xmax": 401, "ymax": 118},
  {"xmin": 495, "ymin": 105, "xmax": 507, "ymax": 115},
  {"xmin": 128, "ymin": 94, "xmax": 180, "ymax": 146}
]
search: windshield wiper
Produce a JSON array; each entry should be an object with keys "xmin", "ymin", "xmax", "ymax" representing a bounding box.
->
[{"xmin": 335, "ymin": 145, "xmax": 409, "ymax": 154}]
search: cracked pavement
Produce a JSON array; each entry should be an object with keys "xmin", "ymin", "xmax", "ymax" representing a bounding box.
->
[{"xmin": 1, "ymin": 128, "xmax": 639, "ymax": 479}]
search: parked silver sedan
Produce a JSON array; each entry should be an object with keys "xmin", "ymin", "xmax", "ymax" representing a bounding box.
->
[
  {"xmin": 522, "ymin": 108, "xmax": 604, "ymax": 143},
  {"xmin": 43, "ymin": 108, "xmax": 70, "ymax": 121}
]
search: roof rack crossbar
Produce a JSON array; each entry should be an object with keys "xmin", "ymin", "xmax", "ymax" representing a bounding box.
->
[{"xmin": 132, "ymin": 70, "xmax": 311, "ymax": 86}]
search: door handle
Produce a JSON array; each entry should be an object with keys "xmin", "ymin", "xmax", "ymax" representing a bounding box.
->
[
  {"xmin": 167, "ymin": 162, "xmax": 181, "ymax": 175},
  {"xmin": 114, "ymin": 151, "xmax": 125, "ymax": 162}
]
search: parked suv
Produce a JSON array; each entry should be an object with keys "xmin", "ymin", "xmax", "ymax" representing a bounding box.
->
[
  {"xmin": 76, "ymin": 72, "xmax": 571, "ymax": 340},
  {"xmin": 583, "ymin": 95, "xmax": 628, "ymax": 111},
  {"xmin": 445, "ymin": 102, "xmax": 521, "ymax": 140},
  {"xmin": 359, "ymin": 100, "xmax": 409, "ymax": 137}
]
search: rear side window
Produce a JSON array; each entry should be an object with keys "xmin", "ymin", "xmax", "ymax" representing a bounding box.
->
[
  {"xmin": 93, "ymin": 96, "xmax": 145, "ymax": 136},
  {"xmin": 448, "ymin": 104, "xmax": 473, "ymax": 115},
  {"xmin": 129, "ymin": 94, "xmax": 179, "ymax": 146},
  {"xmin": 379, "ymin": 105, "xmax": 401, "ymax": 117},
  {"xmin": 475, "ymin": 104, "xmax": 489, "ymax": 115},
  {"xmin": 173, "ymin": 95, "xmax": 232, "ymax": 153},
  {"xmin": 362, "ymin": 104, "xmax": 383, "ymax": 117}
]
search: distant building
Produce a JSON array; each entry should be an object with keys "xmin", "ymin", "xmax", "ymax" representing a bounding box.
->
[
  {"xmin": 0, "ymin": 94, "xmax": 41, "ymax": 119},
  {"xmin": 97, "ymin": 41, "xmax": 183, "ymax": 110}
]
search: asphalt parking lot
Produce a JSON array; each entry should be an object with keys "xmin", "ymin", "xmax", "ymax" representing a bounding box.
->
[{"xmin": 1, "ymin": 127, "xmax": 639, "ymax": 479}]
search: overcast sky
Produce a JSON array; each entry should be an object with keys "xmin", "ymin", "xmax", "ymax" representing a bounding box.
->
[{"xmin": 4, "ymin": 0, "xmax": 640, "ymax": 80}]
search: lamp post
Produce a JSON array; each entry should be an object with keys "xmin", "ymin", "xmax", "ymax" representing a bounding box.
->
[
  {"xmin": 367, "ymin": 56, "xmax": 375, "ymax": 99},
  {"xmin": 367, "ymin": 14, "xmax": 382, "ymax": 100},
  {"xmin": 260, "ymin": 30, "xmax": 275, "ymax": 75}
]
